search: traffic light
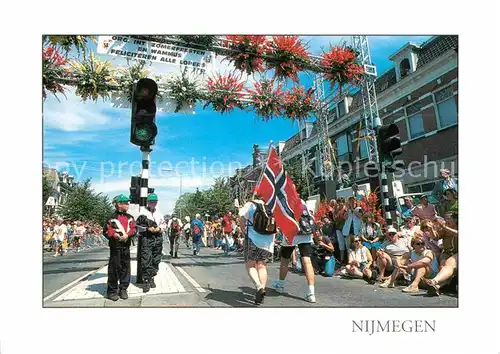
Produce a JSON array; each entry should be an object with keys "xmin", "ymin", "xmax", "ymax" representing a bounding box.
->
[
  {"xmin": 377, "ymin": 124, "xmax": 403, "ymax": 167},
  {"xmin": 130, "ymin": 78, "xmax": 158, "ymax": 147},
  {"xmin": 148, "ymin": 187, "xmax": 155, "ymax": 194},
  {"xmin": 129, "ymin": 176, "xmax": 140, "ymax": 204}
]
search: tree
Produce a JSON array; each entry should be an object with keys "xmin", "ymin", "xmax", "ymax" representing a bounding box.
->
[
  {"xmin": 58, "ymin": 179, "xmax": 114, "ymax": 226},
  {"xmin": 284, "ymin": 157, "xmax": 313, "ymax": 199},
  {"xmin": 43, "ymin": 176, "xmax": 53, "ymax": 204}
]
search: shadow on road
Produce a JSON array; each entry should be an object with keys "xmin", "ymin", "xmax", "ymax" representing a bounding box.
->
[
  {"xmin": 44, "ymin": 258, "xmax": 108, "ymax": 265},
  {"xmin": 204, "ymin": 286, "xmax": 256, "ymax": 307},
  {"xmin": 43, "ymin": 266, "xmax": 100, "ymax": 275},
  {"xmin": 86, "ymin": 283, "xmax": 108, "ymax": 296}
]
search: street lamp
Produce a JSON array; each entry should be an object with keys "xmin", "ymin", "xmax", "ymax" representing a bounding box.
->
[{"xmin": 161, "ymin": 168, "xmax": 183, "ymax": 218}]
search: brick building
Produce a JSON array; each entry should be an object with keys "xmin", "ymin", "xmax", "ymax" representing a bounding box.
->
[{"xmin": 281, "ymin": 35, "xmax": 458, "ymax": 195}]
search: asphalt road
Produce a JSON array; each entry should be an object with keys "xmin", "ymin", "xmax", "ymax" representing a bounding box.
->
[
  {"xmin": 43, "ymin": 242, "xmax": 458, "ymax": 307},
  {"xmin": 43, "ymin": 246, "xmax": 110, "ymax": 298}
]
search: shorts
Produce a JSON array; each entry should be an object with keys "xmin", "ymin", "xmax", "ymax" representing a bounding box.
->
[
  {"xmin": 362, "ymin": 241, "xmax": 381, "ymax": 250},
  {"xmin": 243, "ymin": 237, "xmax": 273, "ymax": 262},
  {"xmin": 280, "ymin": 243, "xmax": 313, "ymax": 259}
]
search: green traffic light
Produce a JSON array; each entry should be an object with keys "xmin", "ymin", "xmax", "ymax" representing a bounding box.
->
[{"xmin": 135, "ymin": 126, "xmax": 154, "ymax": 141}]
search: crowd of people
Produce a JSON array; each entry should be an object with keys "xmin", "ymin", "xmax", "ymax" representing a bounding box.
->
[{"xmin": 43, "ymin": 216, "xmax": 105, "ymax": 256}]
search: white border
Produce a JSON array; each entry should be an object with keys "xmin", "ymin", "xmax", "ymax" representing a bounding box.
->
[{"xmin": 0, "ymin": 1, "xmax": 498, "ymax": 354}]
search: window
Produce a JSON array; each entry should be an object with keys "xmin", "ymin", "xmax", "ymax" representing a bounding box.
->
[
  {"xmin": 338, "ymin": 100, "xmax": 347, "ymax": 117},
  {"xmin": 336, "ymin": 134, "xmax": 349, "ymax": 157},
  {"xmin": 421, "ymin": 182, "xmax": 436, "ymax": 193},
  {"xmin": 437, "ymin": 98, "xmax": 457, "ymax": 128},
  {"xmin": 408, "ymin": 113, "xmax": 425, "ymax": 139},
  {"xmin": 400, "ymin": 58, "xmax": 411, "ymax": 78},
  {"xmin": 352, "ymin": 129, "xmax": 369, "ymax": 160},
  {"xmin": 407, "ymin": 185, "xmax": 421, "ymax": 193}
]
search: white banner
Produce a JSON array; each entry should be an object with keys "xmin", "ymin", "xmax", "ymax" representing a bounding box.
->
[{"xmin": 97, "ymin": 35, "xmax": 215, "ymax": 75}]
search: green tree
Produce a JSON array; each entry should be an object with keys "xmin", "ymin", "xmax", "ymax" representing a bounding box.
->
[
  {"xmin": 43, "ymin": 176, "xmax": 53, "ymax": 204},
  {"xmin": 58, "ymin": 179, "xmax": 114, "ymax": 225},
  {"xmin": 284, "ymin": 157, "xmax": 313, "ymax": 199}
]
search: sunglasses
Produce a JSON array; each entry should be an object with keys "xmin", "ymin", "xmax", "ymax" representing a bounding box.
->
[
  {"xmin": 414, "ymin": 242, "xmax": 424, "ymax": 246},
  {"xmin": 354, "ymin": 239, "xmax": 361, "ymax": 243}
]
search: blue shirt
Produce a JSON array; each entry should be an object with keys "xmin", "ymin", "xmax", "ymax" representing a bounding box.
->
[{"xmin": 191, "ymin": 219, "xmax": 204, "ymax": 236}]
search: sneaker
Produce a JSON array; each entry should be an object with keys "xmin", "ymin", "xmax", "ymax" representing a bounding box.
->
[
  {"xmin": 150, "ymin": 278, "xmax": 156, "ymax": 288},
  {"xmin": 271, "ymin": 281, "xmax": 285, "ymax": 293},
  {"xmin": 379, "ymin": 281, "xmax": 395, "ymax": 288},
  {"xmin": 255, "ymin": 288, "xmax": 266, "ymax": 305},
  {"xmin": 143, "ymin": 282, "xmax": 150, "ymax": 293},
  {"xmin": 119, "ymin": 290, "xmax": 128, "ymax": 300},
  {"xmin": 306, "ymin": 293, "xmax": 316, "ymax": 303},
  {"xmin": 107, "ymin": 293, "xmax": 119, "ymax": 301}
]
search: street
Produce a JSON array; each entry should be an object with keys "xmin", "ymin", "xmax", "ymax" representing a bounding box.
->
[{"xmin": 43, "ymin": 242, "xmax": 458, "ymax": 307}]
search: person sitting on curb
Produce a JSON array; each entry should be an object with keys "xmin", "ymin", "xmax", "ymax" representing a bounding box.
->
[
  {"xmin": 375, "ymin": 226, "xmax": 409, "ymax": 282},
  {"xmin": 380, "ymin": 232, "xmax": 439, "ymax": 292}
]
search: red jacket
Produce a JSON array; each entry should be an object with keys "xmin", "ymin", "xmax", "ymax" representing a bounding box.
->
[
  {"xmin": 223, "ymin": 215, "xmax": 233, "ymax": 233},
  {"xmin": 107, "ymin": 212, "xmax": 136, "ymax": 240}
]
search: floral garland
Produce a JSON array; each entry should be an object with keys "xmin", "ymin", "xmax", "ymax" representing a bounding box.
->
[
  {"xmin": 282, "ymin": 86, "xmax": 316, "ymax": 120},
  {"xmin": 204, "ymin": 73, "xmax": 244, "ymax": 114},
  {"xmin": 224, "ymin": 36, "xmax": 270, "ymax": 75},
  {"xmin": 167, "ymin": 68, "xmax": 205, "ymax": 112},
  {"xmin": 321, "ymin": 45, "xmax": 364, "ymax": 91},
  {"xmin": 70, "ymin": 52, "xmax": 116, "ymax": 102},
  {"xmin": 116, "ymin": 61, "xmax": 151, "ymax": 102},
  {"xmin": 246, "ymin": 79, "xmax": 285, "ymax": 121},
  {"xmin": 266, "ymin": 36, "xmax": 310, "ymax": 83},
  {"xmin": 42, "ymin": 46, "xmax": 70, "ymax": 100},
  {"xmin": 43, "ymin": 35, "xmax": 97, "ymax": 58}
]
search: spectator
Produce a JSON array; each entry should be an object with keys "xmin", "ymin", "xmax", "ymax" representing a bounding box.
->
[
  {"xmin": 311, "ymin": 232, "xmax": 335, "ymax": 275},
  {"xmin": 376, "ymin": 226, "xmax": 409, "ymax": 282},
  {"xmin": 399, "ymin": 216, "xmax": 420, "ymax": 249},
  {"xmin": 397, "ymin": 196, "xmax": 414, "ymax": 220},
  {"xmin": 342, "ymin": 197, "xmax": 363, "ymax": 260},
  {"xmin": 432, "ymin": 169, "xmax": 457, "ymax": 216},
  {"xmin": 359, "ymin": 212, "xmax": 382, "ymax": 261},
  {"xmin": 334, "ymin": 198, "xmax": 347, "ymax": 265},
  {"xmin": 444, "ymin": 188, "xmax": 458, "ymax": 214},
  {"xmin": 411, "ymin": 195, "xmax": 437, "ymax": 221},
  {"xmin": 420, "ymin": 217, "xmax": 458, "ymax": 269},
  {"xmin": 344, "ymin": 236, "xmax": 375, "ymax": 281},
  {"xmin": 380, "ymin": 232, "xmax": 439, "ymax": 292}
]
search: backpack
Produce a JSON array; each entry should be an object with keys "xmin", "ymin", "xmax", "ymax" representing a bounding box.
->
[
  {"xmin": 171, "ymin": 219, "xmax": 180, "ymax": 234},
  {"xmin": 192, "ymin": 223, "xmax": 201, "ymax": 235},
  {"xmin": 298, "ymin": 210, "xmax": 314, "ymax": 235},
  {"xmin": 250, "ymin": 201, "xmax": 276, "ymax": 235}
]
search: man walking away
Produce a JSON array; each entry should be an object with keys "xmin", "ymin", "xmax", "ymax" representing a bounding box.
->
[
  {"xmin": 104, "ymin": 195, "xmax": 136, "ymax": 301},
  {"xmin": 184, "ymin": 216, "xmax": 192, "ymax": 248},
  {"xmin": 222, "ymin": 212, "xmax": 233, "ymax": 255},
  {"xmin": 239, "ymin": 194, "xmax": 276, "ymax": 305},
  {"xmin": 168, "ymin": 215, "xmax": 183, "ymax": 258},
  {"xmin": 272, "ymin": 199, "xmax": 317, "ymax": 303},
  {"xmin": 191, "ymin": 214, "xmax": 204, "ymax": 256}
]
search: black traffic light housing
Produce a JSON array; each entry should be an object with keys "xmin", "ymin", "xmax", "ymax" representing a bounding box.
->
[
  {"xmin": 378, "ymin": 124, "xmax": 403, "ymax": 167},
  {"xmin": 148, "ymin": 187, "xmax": 155, "ymax": 194},
  {"xmin": 129, "ymin": 176, "xmax": 141, "ymax": 204},
  {"xmin": 130, "ymin": 78, "xmax": 158, "ymax": 147}
]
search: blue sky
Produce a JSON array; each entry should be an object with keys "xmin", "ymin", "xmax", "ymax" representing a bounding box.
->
[{"xmin": 43, "ymin": 35, "xmax": 431, "ymax": 213}]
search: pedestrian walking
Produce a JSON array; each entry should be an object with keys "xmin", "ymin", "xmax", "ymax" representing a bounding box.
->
[
  {"xmin": 136, "ymin": 193, "xmax": 166, "ymax": 293},
  {"xmin": 191, "ymin": 214, "xmax": 204, "ymax": 256},
  {"xmin": 239, "ymin": 194, "xmax": 276, "ymax": 305},
  {"xmin": 168, "ymin": 214, "xmax": 183, "ymax": 258},
  {"xmin": 183, "ymin": 216, "xmax": 192, "ymax": 248},
  {"xmin": 222, "ymin": 212, "xmax": 233, "ymax": 255},
  {"xmin": 53, "ymin": 219, "xmax": 67, "ymax": 257},
  {"xmin": 104, "ymin": 194, "xmax": 136, "ymax": 301},
  {"xmin": 272, "ymin": 199, "xmax": 317, "ymax": 303}
]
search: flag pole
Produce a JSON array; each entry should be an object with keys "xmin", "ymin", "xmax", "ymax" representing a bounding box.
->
[{"xmin": 252, "ymin": 140, "xmax": 273, "ymax": 200}]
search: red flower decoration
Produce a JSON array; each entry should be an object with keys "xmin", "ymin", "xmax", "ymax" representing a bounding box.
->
[
  {"xmin": 282, "ymin": 86, "xmax": 317, "ymax": 121},
  {"xmin": 246, "ymin": 79, "xmax": 285, "ymax": 121},
  {"xmin": 204, "ymin": 73, "xmax": 244, "ymax": 114},
  {"xmin": 321, "ymin": 45, "xmax": 364, "ymax": 91},
  {"xmin": 266, "ymin": 36, "xmax": 310, "ymax": 83},
  {"xmin": 225, "ymin": 36, "xmax": 271, "ymax": 75},
  {"xmin": 42, "ymin": 46, "xmax": 70, "ymax": 99}
]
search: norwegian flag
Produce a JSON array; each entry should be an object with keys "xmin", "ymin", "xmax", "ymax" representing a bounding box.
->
[{"xmin": 254, "ymin": 146, "xmax": 302, "ymax": 244}]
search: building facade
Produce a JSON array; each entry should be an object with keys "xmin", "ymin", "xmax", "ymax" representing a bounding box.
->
[
  {"xmin": 43, "ymin": 167, "xmax": 75, "ymax": 214},
  {"xmin": 281, "ymin": 35, "xmax": 458, "ymax": 196}
]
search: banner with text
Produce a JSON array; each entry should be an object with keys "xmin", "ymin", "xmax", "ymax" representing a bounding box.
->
[{"xmin": 97, "ymin": 36, "xmax": 215, "ymax": 75}]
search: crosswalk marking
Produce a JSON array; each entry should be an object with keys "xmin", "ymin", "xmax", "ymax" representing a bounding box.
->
[
  {"xmin": 175, "ymin": 266, "xmax": 206, "ymax": 293},
  {"xmin": 51, "ymin": 261, "xmax": 186, "ymax": 302}
]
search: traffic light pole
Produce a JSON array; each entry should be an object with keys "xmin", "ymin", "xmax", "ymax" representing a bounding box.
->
[{"xmin": 136, "ymin": 145, "xmax": 151, "ymax": 284}]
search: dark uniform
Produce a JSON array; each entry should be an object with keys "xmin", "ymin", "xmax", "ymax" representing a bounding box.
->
[
  {"xmin": 136, "ymin": 206, "xmax": 165, "ymax": 291},
  {"xmin": 104, "ymin": 210, "xmax": 136, "ymax": 300}
]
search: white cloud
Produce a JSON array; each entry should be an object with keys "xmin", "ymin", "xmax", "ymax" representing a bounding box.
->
[{"xmin": 43, "ymin": 88, "xmax": 128, "ymax": 132}]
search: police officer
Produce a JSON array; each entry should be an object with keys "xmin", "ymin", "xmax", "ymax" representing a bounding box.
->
[
  {"xmin": 105, "ymin": 194, "xmax": 136, "ymax": 301},
  {"xmin": 136, "ymin": 193, "xmax": 166, "ymax": 292}
]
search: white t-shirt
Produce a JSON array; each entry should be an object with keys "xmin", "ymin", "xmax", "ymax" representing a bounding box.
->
[
  {"xmin": 348, "ymin": 246, "xmax": 369, "ymax": 263},
  {"xmin": 76, "ymin": 226, "xmax": 86, "ymax": 236},
  {"xmin": 54, "ymin": 224, "xmax": 67, "ymax": 242},
  {"xmin": 239, "ymin": 201, "xmax": 275, "ymax": 253}
]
